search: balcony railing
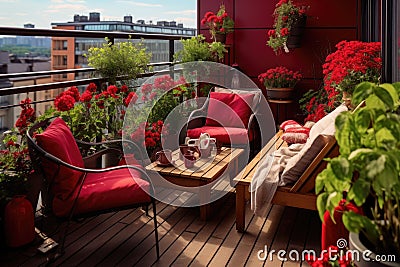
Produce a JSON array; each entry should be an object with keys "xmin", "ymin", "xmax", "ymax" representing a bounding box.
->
[{"xmin": 0, "ymin": 26, "xmax": 192, "ymax": 111}]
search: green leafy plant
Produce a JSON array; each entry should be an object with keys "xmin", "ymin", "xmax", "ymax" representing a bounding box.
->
[
  {"xmin": 86, "ymin": 38, "xmax": 152, "ymax": 85},
  {"xmin": 174, "ymin": 35, "xmax": 227, "ymax": 63},
  {"xmin": 316, "ymin": 82, "xmax": 400, "ymax": 258}
]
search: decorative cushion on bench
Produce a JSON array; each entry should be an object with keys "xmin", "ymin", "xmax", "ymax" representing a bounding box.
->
[{"xmin": 280, "ymin": 103, "xmax": 348, "ymax": 184}]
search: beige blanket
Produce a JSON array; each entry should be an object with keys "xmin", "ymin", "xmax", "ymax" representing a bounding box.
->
[{"xmin": 250, "ymin": 144, "xmax": 304, "ymax": 215}]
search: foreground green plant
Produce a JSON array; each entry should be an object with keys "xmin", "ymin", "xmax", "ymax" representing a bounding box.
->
[{"xmin": 316, "ymin": 82, "xmax": 400, "ymax": 258}]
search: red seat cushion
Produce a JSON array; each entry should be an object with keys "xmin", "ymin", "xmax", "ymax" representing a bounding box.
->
[
  {"xmin": 35, "ymin": 118, "xmax": 84, "ymax": 204},
  {"xmin": 187, "ymin": 126, "xmax": 252, "ymax": 145},
  {"xmin": 205, "ymin": 92, "xmax": 254, "ymax": 128},
  {"xmin": 53, "ymin": 168, "xmax": 150, "ymax": 217}
]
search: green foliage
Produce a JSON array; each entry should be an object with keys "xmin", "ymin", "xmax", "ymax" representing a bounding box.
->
[
  {"xmin": 174, "ymin": 35, "xmax": 227, "ymax": 63},
  {"xmin": 316, "ymin": 82, "xmax": 400, "ymax": 257},
  {"xmin": 0, "ymin": 45, "xmax": 50, "ymax": 57},
  {"xmin": 86, "ymin": 38, "xmax": 152, "ymax": 85}
]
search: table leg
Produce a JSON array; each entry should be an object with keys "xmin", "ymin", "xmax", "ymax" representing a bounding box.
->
[
  {"xmin": 199, "ymin": 185, "xmax": 211, "ymax": 220},
  {"xmin": 236, "ymin": 184, "xmax": 246, "ymax": 232}
]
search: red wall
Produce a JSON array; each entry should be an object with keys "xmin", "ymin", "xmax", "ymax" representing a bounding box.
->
[{"xmin": 198, "ymin": 0, "xmax": 362, "ymax": 121}]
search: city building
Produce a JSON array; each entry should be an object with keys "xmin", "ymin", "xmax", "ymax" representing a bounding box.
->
[
  {"xmin": 51, "ymin": 12, "xmax": 196, "ymax": 82},
  {"xmin": 0, "ymin": 51, "xmax": 51, "ymax": 131}
]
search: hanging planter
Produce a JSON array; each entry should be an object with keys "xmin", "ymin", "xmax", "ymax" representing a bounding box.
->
[
  {"xmin": 214, "ymin": 33, "xmax": 226, "ymax": 44},
  {"xmin": 286, "ymin": 15, "xmax": 307, "ymax": 49}
]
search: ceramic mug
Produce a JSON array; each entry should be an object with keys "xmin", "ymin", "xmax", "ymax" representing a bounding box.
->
[
  {"xmin": 179, "ymin": 144, "xmax": 199, "ymax": 160},
  {"xmin": 183, "ymin": 150, "xmax": 196, "ymax": 168},
  {"xmin": 156, "ymin": 149, "xmax": 172, "ymax": 164}
]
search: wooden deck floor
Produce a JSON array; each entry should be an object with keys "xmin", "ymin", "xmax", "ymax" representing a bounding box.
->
[{"xmin": 0, "ymin": 190, "xmax": 321, "ymax": 267}]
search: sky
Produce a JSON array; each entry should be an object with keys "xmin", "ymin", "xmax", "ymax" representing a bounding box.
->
[{"xmin": 0, "ymin": 0, "xmax": 197, "ymax": 29}]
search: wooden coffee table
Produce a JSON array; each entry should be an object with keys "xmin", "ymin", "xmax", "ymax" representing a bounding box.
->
[{"xmin": 145, "ymin": 147, "xmax": 244, "ymax": 220}]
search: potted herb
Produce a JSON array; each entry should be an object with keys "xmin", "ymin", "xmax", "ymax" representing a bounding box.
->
[
  {"xmin": 200, "ymin": 4, "xmax": 234, "ymax": 43},
  {"xmin": 316, "ymin": 82, "xmax": 400, "ymax": 265},
  {"xmin": 258, "ymin": 66, "xmax": 302, "ymax": 100},
  {"xmin": 267, "ymin": 0, "xmax": 308, "ymax": 54},
  {"xmin": 86, "ymin": 38, "xmax": 151, "ymax": 86},
  {"xmin": 174, "ymin": 35, "xmax": 227, "ymax": 63}
]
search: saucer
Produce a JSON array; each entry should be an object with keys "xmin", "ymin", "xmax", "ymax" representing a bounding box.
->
[{"xmin": 156, "ymin": 160, "xmax": 174, "ymax": 167}]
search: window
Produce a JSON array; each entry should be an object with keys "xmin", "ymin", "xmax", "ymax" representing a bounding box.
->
[{"xmin": 0, "ymin": 115, "xmax": 5, "ymax": 130}]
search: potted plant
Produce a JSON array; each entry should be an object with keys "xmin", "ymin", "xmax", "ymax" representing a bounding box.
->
[
  {"xmin": 267, "ymin": 0, "xmax": 308, "ymax": 54},
  {"xmin": 322, "ymin": 40, "xmax": 381, "ymax": 106},
  {"xmin": 298, "ymin": 40, "xmax": 382, "ymax": 124},
  {"xmin": 0, "ymin": 99, "xmax": 36, "ymax": 247},
  {"xmin": 258, "ymin": 66, "xmax": 302, "ymax": 100},
  {"xmin": 86, "ymin": 38, "xmax": 152, "ymax": 86},
  {"xmin": 174, "ymin": 35, "xmax": 227, "ymax": 63},
  {"xmin": 200, "ymin": 4, "xmax": 234, "ymax": 43},
  {"xmin": 316, "ymin": 82, "xmax": 400, "ymax": 265}
]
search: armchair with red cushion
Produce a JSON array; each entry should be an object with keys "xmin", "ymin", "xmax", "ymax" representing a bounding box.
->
[
  {"xmin": 27, "ymin": 117, "xmax": 159, "ymax": 259},
  {"xmin": 186, "ymin": 87, "xmax": 261, "ymax": 150}
]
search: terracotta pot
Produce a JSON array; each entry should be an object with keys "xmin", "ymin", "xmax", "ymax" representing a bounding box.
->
[{"xmin": 266, "ymin": 87, "xmax": 295, "ymax": 100}]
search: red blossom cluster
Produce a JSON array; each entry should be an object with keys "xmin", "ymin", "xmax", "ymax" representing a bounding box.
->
[
  {"xmin": 305, "ymin": 103, "xmax": 327, "ymax": 123},
  {"xmin": 301, "ymin": 40, "xmax": 382, "ymax": 123},
  {"xmin": 130, "ymin": 120, "xmax": 166, "ymax": 151},
  {"xmin": 15, "ymin": 98, "xmax": 36, "ymax": 134},
  {"xmin": 54, "ymin": 86, "xmax": 80, "ymax": 111},
  {"xmin": 322, "ymin": 40, "xmax": 381, "ymax": 107},
  {"xmin": 258, "ymin": 66, "xmax": 302, "ymax": 88},
  {"xmin": 200, "ymin": 4, "xmax": 234, "ymax": 40},
  {"xmin": 306, "ymin": 245, "xmax": 353, "ymax": 267},
  {"xmin": 141, "ymin": 75, "xmax": 189, "ymax": 100},
  {"xmin": 1, "ymin": 98, "xmax": 35, "ymax": 177},
  {"xmin": 201, "ymin": 10, "xmax": 229, "ymax": 34}
]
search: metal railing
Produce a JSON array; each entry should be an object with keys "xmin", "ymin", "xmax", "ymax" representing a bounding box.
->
[{"xmin": 0, "ymin": 26, "xmax": 192, "ymax": 104}]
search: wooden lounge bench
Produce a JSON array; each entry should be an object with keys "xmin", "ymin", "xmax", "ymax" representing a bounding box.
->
[{"xmin": 233, "ymin": 130, "xmax": 339, "ymax": 232}]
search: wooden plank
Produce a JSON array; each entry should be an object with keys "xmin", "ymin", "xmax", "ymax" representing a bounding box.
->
[
  {"xmin": 260, "ymin": 207, "xmax": 299, "ymax": 267},
  {"xmin": 234, "ymin": 131, "xmax": 283, "ymax": 184},
  {"xmin": 170, "ymin": 193, "xmax": 234, "ymax": 266},
  {"xmin": 245, "ymin": 205, "xmax": 286, "ymax": 267},
  {"xmin": 282, "ymin": 209, "xmax": 312, "ymax": 267},
  {"xmin": 272, "ymin": 190, "xmax": 317, "ymax": 210},
  {"xmin": 184, "ymin": 147, "xmax": 230, "ymax": 179},
  {"xmin": 202, "ymin": 148, "xmax": 244, "ymax": 180},
  {"xmin": 72, "ymin": 192, "xmax": 174, "ymax": 266},
  {"xmin": 188, "ymin": 195, "xmax": 236, "ymax": 265},
  {"xmin": 1, "ymin": 192, "xmax": 324, "ymax": 267},
  {"xmin": 117, "ymin": 203, "xmax": 194, "ymax": 266},
  {"xmin": 227, "ymin": 205, "xmax": 285, "ymax": 267}
]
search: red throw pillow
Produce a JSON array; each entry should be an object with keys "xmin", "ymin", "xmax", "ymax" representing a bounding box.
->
[
  {"xmin": 282, "ymin": 132, "xmax": 308, "ymax": 144},
  {"xmin": 205, "ymin": 92, "xmax": 253, "ymax": 128},
  {"xmin": 35, "ymin": 118, "xmax": 84, "ymax": 203},
  {"xmin": 280, "ymin": 120, "xmax": 302, "ymax": 131}
]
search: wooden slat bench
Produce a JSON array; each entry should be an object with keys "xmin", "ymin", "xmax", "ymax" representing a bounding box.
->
[{"xmin": 233, "ymin": 130, "xmax": 339, "ymax": 232}]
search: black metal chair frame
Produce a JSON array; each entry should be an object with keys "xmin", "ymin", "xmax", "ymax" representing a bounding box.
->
[{"xmin": 27, "ymin": 118, "xmax": 159, "ymax": 261}]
